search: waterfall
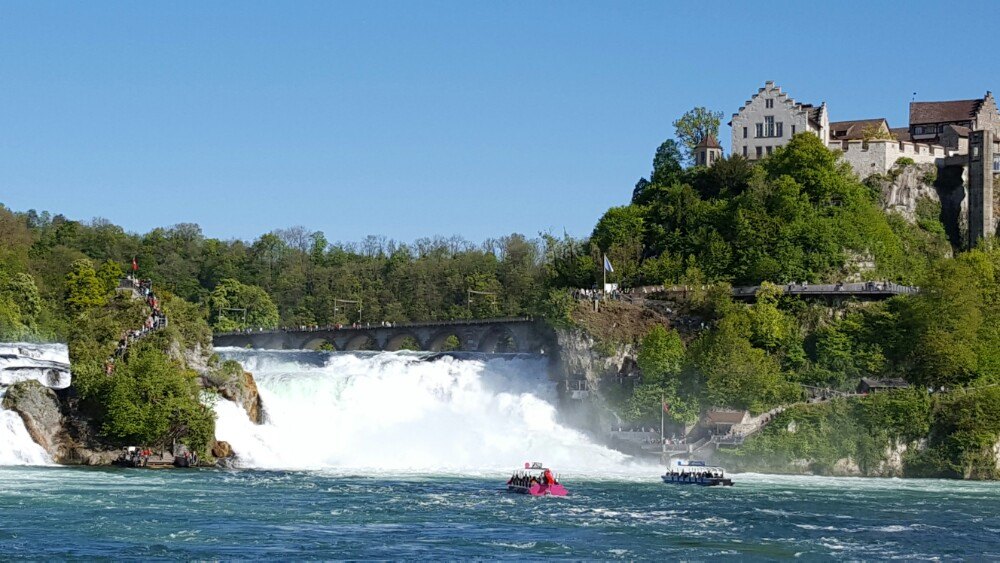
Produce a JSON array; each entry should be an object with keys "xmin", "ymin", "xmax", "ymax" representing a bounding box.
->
[
  {"xmin": 0, "ymin": 388, "xmax": 52, "ymax": 466},
  {"xmin": 0, "ymin": 343, "xmax": 68, "ymax": 466},
  {"xmin": 214, "ymin": 349, "xmax": 631, "ymax": 472}
]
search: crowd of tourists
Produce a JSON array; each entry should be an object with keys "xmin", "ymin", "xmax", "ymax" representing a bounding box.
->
[
  {"xmin": 666, "ymin": 469, "xmax": 725, "ymax": 480},
  {"xmin": 507, "ymin": 470, "xmax": 559, "ymax": 488},
  {"xmin": 115, "ymin": 446, "xmax": 153, "ymax": 467},
  {"xmin": 105, "ymin": 275, "xmax": 168, "ymax": 375}
]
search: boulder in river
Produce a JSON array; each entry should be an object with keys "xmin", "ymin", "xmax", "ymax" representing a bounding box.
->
[{"xmin": 2, "ymin": 379, "xmax": 67, "ymax": 458}]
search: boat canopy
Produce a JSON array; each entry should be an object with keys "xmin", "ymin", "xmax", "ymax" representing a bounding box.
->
[{"xmin": 670, "ymin": 459, "xmax": 726, "ymax": 472}]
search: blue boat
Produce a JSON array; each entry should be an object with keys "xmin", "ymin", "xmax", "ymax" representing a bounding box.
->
[{"xmin": 662, "ymin": 459, "xmax": 733, "ymax": 487}]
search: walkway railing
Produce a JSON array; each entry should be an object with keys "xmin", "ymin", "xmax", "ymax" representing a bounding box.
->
[
  {"xmin": 573, "ymin": 281, "xmax": 918, "ymax": 302},
  {"xmin": 213, "ymin": 316, "xmax": 533, "ymax": 337}
]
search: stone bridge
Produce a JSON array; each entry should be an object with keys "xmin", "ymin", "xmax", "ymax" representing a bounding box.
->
[{"xmin": 212, "ymin": 317, "xmax": 551, "ymax": 353}]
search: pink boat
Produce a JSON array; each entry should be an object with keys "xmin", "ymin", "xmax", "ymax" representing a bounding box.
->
[{"xmin": 506, "ymin": 462, "xmax": 568, "ymax": 496}]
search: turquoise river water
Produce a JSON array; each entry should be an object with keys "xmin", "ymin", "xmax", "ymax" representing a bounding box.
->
[{"xmin": 1, "ymin": 467, "xmax": 999, "ymax": 559}]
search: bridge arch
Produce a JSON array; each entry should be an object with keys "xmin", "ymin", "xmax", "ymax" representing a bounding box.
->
[
  {"xmin": 428, "ymin": 330, "xmax": 466, "ymax": 352},
  {"xmin": 303, "ymin": 337, "xmax": 338, "ymax": 351},
  {"xmin": 344, "ymin": 333, "xmax": 377, "ymax": 351},
  {"xmin": 384, "ymin": 332, "xmax": 424, "ymax": 352},
  {"xmin": 477, "ymin": 327, "xmax": 518, "ymax": 353}
]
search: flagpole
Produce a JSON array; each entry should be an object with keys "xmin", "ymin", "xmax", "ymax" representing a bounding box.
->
[
  {"xmin": 660, "ymin": 394, "xmax": 665, "ymax": 450},
  {"xmin": 602, "ymin": 254, "xmax": 607, "ymax": 292}
]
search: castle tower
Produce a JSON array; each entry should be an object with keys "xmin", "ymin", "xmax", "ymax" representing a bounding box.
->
[
  {"xmin": 694, "ymin": 134, "xmax": 723, "ymax": 167},
  {"xmin": 968, "ymin": 129, "xmax": 996, "ymax": 247}
]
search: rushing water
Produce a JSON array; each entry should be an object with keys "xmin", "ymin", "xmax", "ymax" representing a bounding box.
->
[
  {"xmin": 1, "ymin": 467, "xmax": 998, "ymax": 559},
  {"xmin": 0, "ymin": 343, "xmax": 69, "ymax": 466},
  {"xmin": 212, "ymin": 349, "xmax": 630, "ymax": 472},
  {"xmin": 2, "ymin": 348, "xmax": 999, "ymax": 558}
]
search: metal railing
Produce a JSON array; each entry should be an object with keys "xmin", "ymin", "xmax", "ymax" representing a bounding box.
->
[{"xmin": 213, "ymin": 316, "xmax": 533, "ymax": 337}]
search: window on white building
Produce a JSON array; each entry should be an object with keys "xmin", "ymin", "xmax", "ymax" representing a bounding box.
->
[
  {"xmin": 764, "ymin": 116, "xmax": 775, "ymax": 137},
  {"xmin": 776, "ymin": 122, "xmax": 783, "ymax": 137},
  {"xmin": 756, "ymin": 123, "xmax": 763, "ymax": 138},
  {"xmin": 765, "ymin": 98, "xmax": 774, "ymax": 109},
  {"xmin": 743, "ymin": 127, "xmax": 747, "ymax": 139},
  {"xmin": 766, "ymin": 146, "xmax": 773, "ymax": 155},
  {"xmin": 993, "ymin": 154, "xmax": 1000, "ymax": 172},
  {"xmin": 743, "ymin": 146, "xmax": 748, "ymax": 157},
  {"xmin": 756, "ymin": 146, "xmax": 763, "ymax": 158},
  {"xmin": 791, "ymin": 125, "xmax": 796, "ymax": 135}
]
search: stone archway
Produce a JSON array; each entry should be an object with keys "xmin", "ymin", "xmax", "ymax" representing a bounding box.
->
[
  {"xmin": 303, "ymin": 337, "xmax": 337, "ymax": 351},
  {"xmin": 344, "ymin": 333, "xmax": 377, "ymax": 351},
  {"xmin": 385, "ymin": 332, "xmax": 424, "ymax": 351},
  {"xmin": 477, "ymin": 327, "xmax": 518, "ymax": 353},
  {"xmin": 428, "ymin": 331, "xmax": 465, "ymax": 352}
]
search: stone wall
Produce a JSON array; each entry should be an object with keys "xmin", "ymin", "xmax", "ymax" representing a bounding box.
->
[{"xmin": 832, "ymin": 139, "xmax": 957, "ymax": 178}]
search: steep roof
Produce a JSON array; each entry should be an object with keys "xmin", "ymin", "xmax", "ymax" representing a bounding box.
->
[
  {"xmin": 696, "ymin": 134, "xmax": 721, "ymax": 149},
  {"xmin": 945, "ymin": 124, "xmax": 971, "ymax": 137},
  {"xmin": 806, "ymin": 105, "xmax": 824, "ymax": 128},
  {"xmin": 889, "ymin": 127, "xmax": 912, "ymax": 142},
  {"xmin": 829, "ymin": 118, "xmax": 889, "ymax": 140},
  {"xmin": 909, "ymin": 98, "xmax": 983, "ymax": 125}
]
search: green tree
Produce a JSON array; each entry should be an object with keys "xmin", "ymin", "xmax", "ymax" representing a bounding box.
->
[
  {"xmin": 626, "ymin": 326, "xmax": 696, "ymax": 424},
  {"xmin": 64, "ymin": 259, "xmax": 108, "ymax": 314},
  {"xmin": 591, "ymin": 205, "xmax": 646, "ymax": 284},
  {"xmin": 650, "ymin": 140, "xmax": 684, "ymax": 185},
  {"xmin": 636, "ymin": 325, "xmax": 685, "ymax": 385},
  {"xmin": 673, "ymin": 107, "xmax": 724, "ymax": 162},
  {"xmin": 208, "ymin": 278, "xmax": 280, "ymax": 331},
  {"xmin": 96, "ymin": 260, "xmax": 125, "ymax": 294}
]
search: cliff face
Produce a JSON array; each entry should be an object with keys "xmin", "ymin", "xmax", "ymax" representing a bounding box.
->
[
  {"xmin": 554, "ymin": 327, "xmax": 636, "ymax": 386},
  {"xmin": 554, "ymin": 300, "xmax": 673, "ymax": 385},
  {"xmin": 875, "ymin": 162, "xmax": 940, "ymax": 222}
]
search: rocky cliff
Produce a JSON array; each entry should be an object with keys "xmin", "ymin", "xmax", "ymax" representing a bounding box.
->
[{"xmin": 872, "ymin": 161, "xmax": 940, "ymax": 222}]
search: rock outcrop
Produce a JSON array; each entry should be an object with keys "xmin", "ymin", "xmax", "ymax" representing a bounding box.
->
[
  {"xmin": 3, "ymin": 380, "xmax": 67, "ymax": 458},
  {"xmin": 555, "ymin": 327, "xmax": 636, "ymax": 387},
  {"xmin": 201, "ymin": 367, "xmax": 265, "ymax": 424},
  {"xmin": 211, "ymin": 439, "xmax": 233, "ymax": 459},
  {"xmin": 872, "ymin": 162, "xmax": 940, "ymax": 222}
]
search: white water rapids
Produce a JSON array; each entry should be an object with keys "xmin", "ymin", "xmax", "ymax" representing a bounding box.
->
[
  {"xmin": 0, "ymin": 343, "xmax": 69, "ymax": 466},
  {"xmin": 214, "ymin": 349, "xmax": 633, "ymax": 473}
]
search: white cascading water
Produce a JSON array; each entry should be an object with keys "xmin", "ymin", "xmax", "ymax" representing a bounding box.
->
[
  {"xmin": 214, "ymin": 349, "xmax": 632, "ymax": 472},
  {"xmin": 0, "ymin": 343, "xmax": 70, "ymax": 466}
]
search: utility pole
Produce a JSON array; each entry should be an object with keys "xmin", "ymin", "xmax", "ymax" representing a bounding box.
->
[
  {"xmin": 334, "ymin": 298, "xmax": 362, "ymax": 323},
  {"xmin": 220, "ymin": 307, "xmax": 248, "ymax": 328},
  {"xmin": 660, "ymin": 394, "xmax": 665, "ymax": 453},
  {"xmin": 467, "ymin": 289, "xmax": 498, "ymax": 315}
]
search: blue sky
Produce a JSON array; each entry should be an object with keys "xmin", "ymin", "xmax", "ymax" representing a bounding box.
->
[{"xmin": 1, "ymin": 1, "xmax": 998, "ymax": 244}]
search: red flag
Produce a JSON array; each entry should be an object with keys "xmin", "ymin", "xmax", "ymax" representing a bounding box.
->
[
  {"xmin": 662, "ymin": 401, "xmax": 670, "ymax": 413},
  {"xmin": 131, "ymin": 257, "xmax": 138, "ymax": 272}
]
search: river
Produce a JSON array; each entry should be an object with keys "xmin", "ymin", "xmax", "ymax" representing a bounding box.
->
[
  {"xmin": 1, "ymin": 467, "xmax": 998, "ymax": 559},
  {"xmin": 1, "ymin": 348, "xmax": 998, "ymax": 558}
]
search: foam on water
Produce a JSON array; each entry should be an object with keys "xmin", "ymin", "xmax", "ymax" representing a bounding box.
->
[
  {"xmin": 214, "ymin": 349, "xmax": 635, "ymax": 473},
  {"xmin": 0, "ymin": 343, "xmax": 67, "ymax": 466},
  {"xmin": 0, "ymin": 342, "xmax": 71, "ymax": 389}
]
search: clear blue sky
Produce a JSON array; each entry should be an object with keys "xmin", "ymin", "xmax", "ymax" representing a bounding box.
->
[{"xmin": 2, "ymin": 1, "xmax": 998, "ymax": 244}]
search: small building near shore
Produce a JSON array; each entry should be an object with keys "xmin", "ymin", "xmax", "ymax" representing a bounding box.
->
[
  {"xmin": 704, "ymin": 409, "xmax": 751, "ymax": 434},
  {"xmin": 856, "ymin": 377, "xmax": 910, "ymax": 394}
]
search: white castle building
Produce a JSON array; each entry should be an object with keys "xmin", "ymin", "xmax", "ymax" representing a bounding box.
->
[{"xmin": 724, "ymin": 81, "xmax": 999, "ymax": 246}]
